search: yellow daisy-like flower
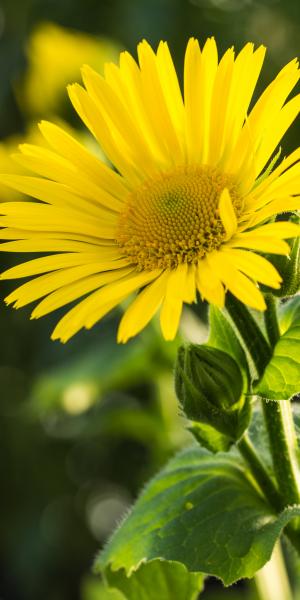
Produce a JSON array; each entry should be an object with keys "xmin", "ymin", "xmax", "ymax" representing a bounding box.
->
[{"xmin": 1, "ymin": 38, "xmax": 300, "ymax": 343}]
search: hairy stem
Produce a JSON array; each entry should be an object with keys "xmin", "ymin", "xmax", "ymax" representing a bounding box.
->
[
  {"xmin": 262, "ymin": 400, "xmax": 300, "ymax": 506},
  {"xmin": 225, "ymin": 293, "xmax": 271, "ymax": 377},
  {"xmin": 264, "ymin": 294, "xmax": 281, "ymax": 347},
  {"xmin": 262, "ymin": 296, "xmax": 300, "ymax": 506},
  {"xmin": 237, "ymin": 433, "xmax": 282, "ymax": 510},
  {"xmin": 226, "ymin": 294, "xmax": 300, "ymax": 553}
]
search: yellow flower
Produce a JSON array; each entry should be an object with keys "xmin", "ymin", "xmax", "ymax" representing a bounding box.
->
[
  {"xmin": 0, "ymin": 121, "xmax": 106, "ymax": 202},
  {"xmin": 17, "ymin": 22, "xmax": 120, "ymax": 116},
  {"xmin": 1, "ymin": 38, "xmax": 300, "ymax": 343}
]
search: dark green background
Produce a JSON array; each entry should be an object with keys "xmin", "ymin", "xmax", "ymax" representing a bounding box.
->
[{"xmin": 0, "ymin": 0, "xmax": 299, "ymax": 598}]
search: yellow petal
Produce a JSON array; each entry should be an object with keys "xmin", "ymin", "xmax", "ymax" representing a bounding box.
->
[
  {"xmin": 68, "ymin": 83, "xmax": 140, "ymax": 186},
  {"xmin": 250, "ymin": 147, "xmax": 300, "ymax": 199},
  {"xmin": 0, "ymin": 239, "xmax": 117, "ymax": 253},
  {"xmin": 0, "ymin": 201, "xmax": 115, "ymax": 239},
  {"xmin": 5, "ymin": 263, "xmax": 123, "ymax": 308},
  {"xmin": 207, "ymin": 251, "xmax": 266, "ymax": 310},
  {"xmin": 39, "ymin": 120, "xmax": 128, "ymax": 202},
  {"xmin": 183, "ymin": 264, "xmax": 197, "ymax": 303},
  {"xmin": 160, "ymin": 264, "xmax": 188, "ymax": 340},
  {"xmin": 81, "ymin": 63, "xmax": 159, "ymax": 179},
  {"xmin": 1, "ymin": 253, "xmax": 128, "ymax": 279},
  {"xmin": 227, "ymin": 60, "xmax": 300, "ymax": 177},
  {"xmin": 196, "ymin": 257, "xmax": 225, "ymax": 307},
  {"xmin": 118, "ymin": 270, "xmax": 169, "ymax": 342},
  {"xmin": 137, "ymin": 40, "xmax": 184, "ymax": 166},
  {"xmin": 254, "ymin": 94, "xmax": 300, "ymax": 177},
  {"xmin": 52, "ymin": 296, "xmax": 126, "ymax": 343},
  {"xmin": 227, "ymin": 234, "xmax": 290, "ymax": 255},
  {"xmin": 184, "ymin": 37, "xmax": 218, "ymax": 163},
  {"xmin": 32, "ymin": 267, "xmax": 133, "ymax": 319},
  {"xmin": 251, "ymin": 221, "xmax": 300, "ymax": 238},
  {"xmin": 16, "ymin": 144, "xmax": 122, "ymax": 214},
  {"xmin": 242, "ymin": 197, "xmax": 300, "ymax": 228},
  {"xmin": 220, "ymin": 248, "xmax": 282, "ymax": 288},
  {"xmin": 219, "ymin": 188, "xmax": 238, "ymax": 240}
]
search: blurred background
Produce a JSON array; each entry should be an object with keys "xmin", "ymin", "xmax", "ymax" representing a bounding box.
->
[{"xmin": 0, "ymin": 0, "xmax": 300, "ymax": 598}]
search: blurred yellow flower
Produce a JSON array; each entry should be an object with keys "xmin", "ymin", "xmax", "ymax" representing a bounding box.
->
[
  {"xmin": 18, "ymin": 22, "xmax": 121, "ymax": 116},
  {"xmin": 0, "ymin": 39, "xmax": 300, "ymax": 343},
  {"xmin": 0, "ymin": 126, "xmax": 45, "ymax": 202}
]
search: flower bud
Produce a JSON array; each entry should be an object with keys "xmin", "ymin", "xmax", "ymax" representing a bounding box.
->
[{"xmin": 175, "ymin": 344, "xmax": 250, "ymax": 444}]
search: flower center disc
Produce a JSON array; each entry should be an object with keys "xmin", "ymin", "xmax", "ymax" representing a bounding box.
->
[{"xmin": 117, "ymin": 166, "xmax": 242, "ymax": 270}]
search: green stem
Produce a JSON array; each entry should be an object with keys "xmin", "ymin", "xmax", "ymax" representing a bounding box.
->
[
  {"xmin": 254, "ymin": 542, "xmax": 293, "ymax": 600},
  {"xmin": 237, "ymin": 434, "xmax": 282, "ymax": 510},
  {"xmin": 262, "ymin": 400, "xmax": 300, "ymax": 506},
  {"xmin": 226, "ymin": 294, "xmax": 300, "ymax": 553},
  {"xmin": 225, "ymin": 293, "xmax": 271, "ymax": 376},
  {"xmin": 264, "ymin": 294, "xmax": 280, "ymax": 348},
  {"xmin": 262, "ymin": 297, "xmax": 300, "ymax": 505},
  {"xmin": 238, "ymin": 431, "xmax": 300, "ymax": 553}
]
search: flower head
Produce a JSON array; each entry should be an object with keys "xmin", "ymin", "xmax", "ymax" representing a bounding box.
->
[{"xmin": 1, "ymin": 38, "xmax": 300, "ymax": 343}]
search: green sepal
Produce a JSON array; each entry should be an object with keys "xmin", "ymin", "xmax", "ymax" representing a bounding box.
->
[
  {"xmin": 188, "ymin": 421, "xmax": 232, "ymax": 453},
  {"xmin": 253, "ymin": 147, "xmax": 282, "ymax": 189},
  {"xmin": 95, "ymin": 446, "xmax": 300, "ymax": 587}
]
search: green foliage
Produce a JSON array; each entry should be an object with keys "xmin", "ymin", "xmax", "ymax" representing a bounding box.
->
[
  {"xmin": 105, "ymin": 559, "xmax": 204, "ymax": 600},
  {"xmin": 30, "ymin": 327, "xmax": 175, "ymax": 414},
  {"xmin": 256, "ymin": 297, "xmax": 300, "ymax": 400},
  {"xmin": 83, "ymin": 579, "xmax": 126, "ymax": 600},
  {"xmin": 98, "ymin": 591, "xmax": 126, "ymax": 600},
  {"xmin": 95, "ymin": 447, "xmax": 300, "ymax": 587}
]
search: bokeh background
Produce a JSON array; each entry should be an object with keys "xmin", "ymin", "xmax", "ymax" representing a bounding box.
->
[{"xmin": 0, "ymin": 0, "xmax": 300, "ymax": 598}]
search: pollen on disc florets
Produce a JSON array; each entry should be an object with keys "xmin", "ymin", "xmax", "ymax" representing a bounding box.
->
[{"xmin": 117, "ymin": 166, "xmax": 242, "ymax": 270}]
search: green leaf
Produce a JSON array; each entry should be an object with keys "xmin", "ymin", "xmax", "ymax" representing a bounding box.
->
[
  {"xmin": 106, "ymin": 559, "xmax": 204, "ymax": 600},
  {"xmin": 81, "ymin": 576, "xmax": 126, "ymax": 600},
  {"xmin": 279, "ymin": 296, "xmax": 300, "ymax": 334},
  {"xmin": 95, "ymin": 447, "xmax": 300, "ymax": 586},
  {"xmin": 94, "ymin": 588, "xmax": 126, "ymax": 600},
  {"xmin": 256, "ymin": 297, "xmax": 300, "ymax": 400}
]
